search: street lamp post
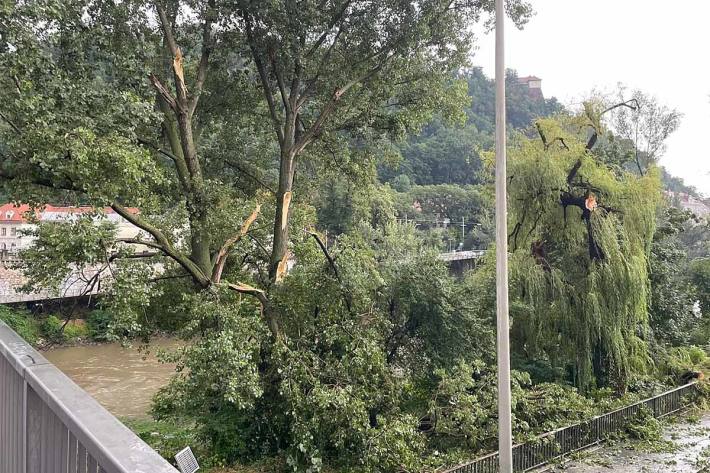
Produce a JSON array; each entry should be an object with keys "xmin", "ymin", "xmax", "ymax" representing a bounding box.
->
[{"xmin": 494, "ymin": 0, "xmax": 513, "ymax": 471}]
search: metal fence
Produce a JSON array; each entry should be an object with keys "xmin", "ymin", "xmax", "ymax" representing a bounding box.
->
[
  {"xmin": 444, "ymin": 382, "xmax": 698, "ymax": 473},
  {"xmin": 0, "ymin": 320, "xmax": 178, "ymax": 473}
]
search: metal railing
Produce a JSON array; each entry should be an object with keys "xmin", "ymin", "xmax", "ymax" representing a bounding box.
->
[
  {"xmin": 0, "ymin": 320, "xmax": 178, "ymax": 473},
  {"xmin": 444, "ymin": 382, "xmax": 698, "ymax": 473}
]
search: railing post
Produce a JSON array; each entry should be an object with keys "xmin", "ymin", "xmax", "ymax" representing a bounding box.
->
[
  {"xmin": 22, "ymin": 380, "xmax": 27, "ymax": 473},
  {"xmin": 25, "ymin": 386, "xmax": 42, "ymax": 473}
]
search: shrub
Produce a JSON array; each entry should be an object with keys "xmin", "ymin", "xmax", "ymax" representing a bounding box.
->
[
  {"xmin": 86, "ymin": 309, "xmax": 114, "ymax": 341},
  {"xmin": 658, "ymin": 345, "xmax": 710, "ymax": 382},
  {"xmin": 41, "ymin": 314, "xmax": 65, "ymax": 343},
  {"xmin": 625, "ymin": 406, "xmax": 663, "ymax": 442},
  {"xmin": 64, "ymin": 320, "xmax": 89, "ymax": 340},
  {"xmin": 0, "ymin": 306, "xmax": 39, "ymax": 344}
]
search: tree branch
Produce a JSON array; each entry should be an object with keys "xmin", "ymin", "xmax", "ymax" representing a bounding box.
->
[
  {"xmin": 0, "ymin": 168, "xmax": 85, "ymax": 194},
  {"xmin": 155, "ymin": 3, "xmax": 189, "ymax": 111},
  {"xmin": 222, "ymin": 159, "xmax": 276, "ymax": 194},
  {"xmin": 189, "ymin": 0, "xmax": 216, "ymax": 116},
  {"xmin": 0, "ymin": 111, "xmax": 21, "ymax": 134},
  {"xmin": 567, "ymin": 158, "xmax": 583, "ymax": 184},
  {"xmin": 601, "ymin": 99, "xmax": 639, "ymax": 116},
  {"xmin": 244, "ymin": 15, "xmax": 284, "ymax": 146},
  {"xmin": 149, "ymin": 74, "xmax": 178, "ymax": 111},
  {"xmin": 304, "ymin": 0, "xmax": 352, "ymax": 58},
  {"xmin": 211, "ymin": 204, "xmax": 261, "ymax": 283},
  {"xmin": 307, "ymin": 230, "xmax": 353, "ymax": 312},
  {"xmin": 293, "ymin": 61, "xmax": 386, "ymax": 155},
  {"xmin": 108, "ymin": 250, "xmax": 161, "ymax": 262},
  {"xmin": 115, "ymin": 237, "xmax": 169, "ymax": 252},
  {"xmin": 225, "ymin": 282, "xmax": 275, "ymax": 336},
  {"xmin": 271, "ymin": 53, "xmax": 292, "ymax": 115},
  {"xmin": 111, "ymin": 203, "xmax": 210, "ymax": 286}
]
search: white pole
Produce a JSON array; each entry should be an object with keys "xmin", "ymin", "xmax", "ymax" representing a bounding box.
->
[{"xmin": 494, "ymin": 0, "xmax": 513, "ymax": 471}]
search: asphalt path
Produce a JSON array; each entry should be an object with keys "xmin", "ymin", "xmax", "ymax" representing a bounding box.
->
[{"xmin": 546, "ymin": 412, "xmax": 710, "ymax": 473}]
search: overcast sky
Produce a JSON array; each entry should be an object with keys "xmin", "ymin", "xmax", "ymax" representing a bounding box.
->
[{"xmin": 473, "ymin": 0, "xmax": 710, "ymax": 195}]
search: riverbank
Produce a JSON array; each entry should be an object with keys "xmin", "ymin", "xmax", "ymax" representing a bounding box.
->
[{"xmin": 0, "ymin": 304, "xmax": 104, "ymax": 347}]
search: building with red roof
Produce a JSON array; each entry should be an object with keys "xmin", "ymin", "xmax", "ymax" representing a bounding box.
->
[
  {"xmin": 517, "ymin": 75, "xmax": 544, "ymax": 100},
  {"xmin": 0, "ymin": 203, "xmax": 141, "ymax": 254}
]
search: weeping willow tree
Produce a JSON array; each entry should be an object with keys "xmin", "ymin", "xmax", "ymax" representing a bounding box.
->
[{"xmin": 505, "ymin": 103, "xmax": 661, "ymax": 392}]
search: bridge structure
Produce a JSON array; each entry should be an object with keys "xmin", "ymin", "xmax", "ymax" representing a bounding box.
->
[
  {"xmin": 438, "ymin": 249, "xmax": 486, "ymax": 275},
  {"xmin": 0, "ymin": 320, "xmax": 179, "ymax": 473},
  {"xmin": 0, "ymin": 252, "xmax": 102, "ymax": 305}
]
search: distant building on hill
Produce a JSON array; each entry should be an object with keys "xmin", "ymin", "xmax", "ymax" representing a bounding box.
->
[
  {"xmin": 517, "ymin": 75, "xmax": 544, "ymax": 100},
  {"xmin": 664, "ymin": 191, "xmax": 710, "ymax": 218}
]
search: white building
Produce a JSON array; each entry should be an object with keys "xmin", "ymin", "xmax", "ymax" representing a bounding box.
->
[
  {"xmin": 0, "ymin": 204, "xmax": 35, "ymax": 252},
  {"xmin": 0, "ymin": 203, "xmax": 143, "ymax": 255}
]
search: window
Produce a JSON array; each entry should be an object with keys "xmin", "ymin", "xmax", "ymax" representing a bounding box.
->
[
  {"xmin": 1, "ymin": 228, "xmax": 5, "ymax": 236},
  {"xmin": 10, "ymin": 228, "xmax": 16, "ymax": 236}
]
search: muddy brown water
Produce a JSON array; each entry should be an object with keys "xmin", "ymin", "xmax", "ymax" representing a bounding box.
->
[{"xmin": 44, "ymin": 338, "xmax": 182, "ymax": 419}]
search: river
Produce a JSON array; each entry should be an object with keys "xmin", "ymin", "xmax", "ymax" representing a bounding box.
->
[{"xmin": 44, "ymin": 338, "xmax": 181, "ymax": 419}]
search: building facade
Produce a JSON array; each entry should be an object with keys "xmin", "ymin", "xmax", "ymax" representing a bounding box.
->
[
  {"xmin": 517, "ymin": 75, "xmax": 544, "ymax": 100},
  {"xmin": 0, "ymin": 203, "xmax": 143, "ymax": 255}
]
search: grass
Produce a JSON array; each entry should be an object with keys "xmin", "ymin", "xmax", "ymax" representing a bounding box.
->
[
  {"xmin": 121, "ymin": 417, "xmax": 295, "ymax": 473},
  {"xmin": 0, "ymin": 305, "xmax": 40, "ymax": 344},
  {"xmin": 0, "ymin": 305, "xmax": 102, "ymax": 347}
]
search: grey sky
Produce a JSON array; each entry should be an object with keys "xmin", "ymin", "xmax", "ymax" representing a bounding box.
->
[{"xmin": 473, "ymin": 0, "xmax": 710, "ymax": 195}]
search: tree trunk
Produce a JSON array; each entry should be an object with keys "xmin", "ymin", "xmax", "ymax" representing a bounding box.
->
[
  {"xmin": 269, "ymin": 112, "xmax": 298, "ymax": 284},
  {"xmin": 269, "ymin": 152, "xmax": 294, "ymax": 283}
]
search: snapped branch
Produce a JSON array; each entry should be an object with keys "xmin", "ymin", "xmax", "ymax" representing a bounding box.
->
[{"xmin": 211, "ymin": 204, "xmax": 261, "ymax": 283}]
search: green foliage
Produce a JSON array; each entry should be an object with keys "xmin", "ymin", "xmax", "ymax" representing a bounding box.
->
[
  {"xmin": 4, "ymin": 1, "xmax": 705, "ymax": 471},
  {"xmin": 0, "ymin": 305, "xmax": 39, "ymax": 344},
  {"xmin": 63, "ymin": 320, "xmax": 89, "ymax": 340},
  {"xmin": 86, "ymin": 309, "xmax": 114, "ymax": 341},
  {"xmin": 690, "ymin": 258, "xmax": 710, "ymax": 316},
  {"xmin": 381, "ymin": 68, "xmax": 563, "ymax": 188},
  {"xmin": 39, "ymin": 314, "xmax": 88, "ymax": 343},
  {"xmin": 153, "ymin": 225, "xmax": 496, "ymax": 472},
  {"xmin": 647, "ymin": 206, "xmax": 702, "ymax": 345},
  {"xmin": 656, "ymin": 345, "xmax": 710, "ymax": 383},
  {"xmin": 624, "ymin": 406, "xmax": 664, "ymax": 444},
  {"xmin": 315, "ymin": 178, "xmax": 396, "ymax": 235},
  {"xmin": 502, "ymin": 110, "xmax": 662, "ymax": 392},
  {"xmin": 393, "ymin": 184, "xmax": 494, "ymax": 250},
  {"xmin": 19, "ymin": 217, "xmax": 118, "ymax": 292},
  {"xmin": 41, "ymin": 315, "xmax": 65, "ymax": 343}
]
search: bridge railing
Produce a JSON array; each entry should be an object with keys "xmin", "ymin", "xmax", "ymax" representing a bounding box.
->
[{"xmin": 0, "ymin": 320, "xmax": 179, "ymax": 473}]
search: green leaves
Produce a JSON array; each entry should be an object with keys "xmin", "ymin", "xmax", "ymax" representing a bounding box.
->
[
  {"xmin": 19, "ymin": 216, "xmax": 117, "ymax": 291},
  {"xmin": 504, "ymin": 111, "xmax": 663, "ymax": 391}
]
